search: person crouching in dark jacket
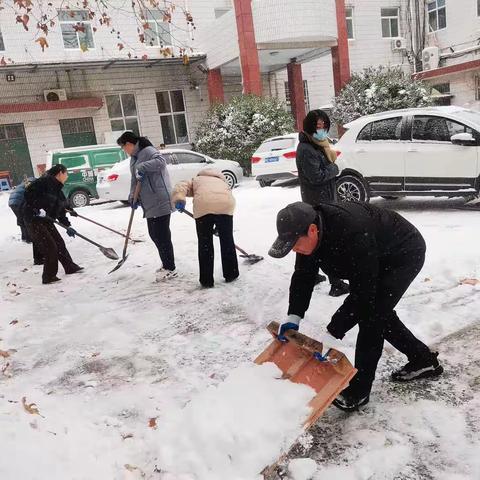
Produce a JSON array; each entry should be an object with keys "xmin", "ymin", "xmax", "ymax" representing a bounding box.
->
[
  {"xmin": 23, "ymin": 164, "xmax": 83, "ymax": 284},
  {"xmin": 296, "ymin": 109, "xmax": 349, "ymax": 297},
  {"xmin": 117, "ymin": 131, "xmax": 176, "ymax": 282}
]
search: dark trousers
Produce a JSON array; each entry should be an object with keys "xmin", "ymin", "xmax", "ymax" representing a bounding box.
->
[
  {"xmin": 10, "ymin": 205, "xmax": 30, "ymax": 242},
  {"xmin": 332, "ymin": 247, "xmax": 431, "ymax": 397},
  {"xmin": 26, "ymin": 221, "xmax": 78, "ymax": 281},
  {"xmin": 12, "ymin": 206, "xmax": 43, "ymax": 264},
  {"xmin": 195, "ymin": 214, "xmax": 239, "ymax": 287},
  {"xmin": 147, "ymin": 214, "xmax": 175, "ymax": 271}
]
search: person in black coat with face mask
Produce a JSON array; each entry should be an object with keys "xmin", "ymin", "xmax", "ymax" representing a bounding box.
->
[
  {"xmin": 23, "ymin": 164, "xmax": 83, "ymax": 284},
  {"xmin": 296, "ymin": 109, "xmax": 349, "ymax": 297}
]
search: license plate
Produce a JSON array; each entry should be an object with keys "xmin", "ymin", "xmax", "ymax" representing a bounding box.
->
[{"xmin": 265, "ymin": 156, "xmax": 279, "ymax": 163}]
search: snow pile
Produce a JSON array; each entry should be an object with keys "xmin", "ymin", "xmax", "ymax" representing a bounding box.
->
[
  {"xmin": 288, "ymin": 458, "xmax": 318, "ymax": 480},
  {"xmin": 156, "ymin": 362, "xmax": 315, "ymax": 480}
]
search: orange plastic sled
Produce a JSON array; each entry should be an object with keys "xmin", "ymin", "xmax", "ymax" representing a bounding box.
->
[{"xmin": 255, "ymin": 321, "xmax": 357, "ymax": 478}]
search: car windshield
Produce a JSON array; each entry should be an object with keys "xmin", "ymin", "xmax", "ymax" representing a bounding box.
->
[{"xmin": 255, "ymin": 137, "xmax": 295, "ymax": 154}]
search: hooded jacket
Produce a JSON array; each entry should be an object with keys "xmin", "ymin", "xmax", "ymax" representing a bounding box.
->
[
  {"xmin": 129, "ymin": 140, "xmax": 173, "ymax": 218},
  {"xmin": 172, "ymin": 169, "xmax": 235, "ymax": 219}
]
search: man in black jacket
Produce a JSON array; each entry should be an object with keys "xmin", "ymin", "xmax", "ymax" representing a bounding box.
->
[
  {"xmin": 24, "ymin": 164, "xmax": 83, "ymax": 284},
  {"xmin": 269, "ymin": 201, "xmax": 443, "ymax": 411}
]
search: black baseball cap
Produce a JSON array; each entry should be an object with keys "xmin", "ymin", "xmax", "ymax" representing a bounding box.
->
[{"xmin": 268, "ymin": 202, "xmax": 318, "ymax": 258}]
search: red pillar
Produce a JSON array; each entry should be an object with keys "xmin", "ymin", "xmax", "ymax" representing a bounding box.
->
[
  {"xmin": 207, "ymin": 68, "xmax": 225, "ymax": 103},
  {"xmin": 287, "ymin": 62, "xmax": 305, "ymax": 131},
  {"xmin": 233, "ymin": 0, "xmax": 262, "ymax": 95},
  {"xmin": 332, "ymin": 0, "xmax": 351, "ymax": 95}
]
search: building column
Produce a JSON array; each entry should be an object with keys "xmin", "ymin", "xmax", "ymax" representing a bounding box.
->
[
  {"xmin": 207, "ymin": 69, "xmax": 225, "ymax": 103},
  {"xmin": 287, "ymin": 62, "xmax": 305, "ymax": 131},
  {"xmin": 331, "ymin": 0, "xmax": 351, "ymax": 95},
  {"xmin": 233, "ymin": 0, "xmax": 262, "ymax": 95}
]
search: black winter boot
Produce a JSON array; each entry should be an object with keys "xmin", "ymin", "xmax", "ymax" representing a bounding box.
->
[{"xmin": 391, "ymin": 352, "xmax": 443, "ymax": 382}]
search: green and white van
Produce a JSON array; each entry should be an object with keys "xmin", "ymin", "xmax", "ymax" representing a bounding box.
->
[{"xmin": 46, "ymin": 145, "xmax": 127, "ymax": 207}]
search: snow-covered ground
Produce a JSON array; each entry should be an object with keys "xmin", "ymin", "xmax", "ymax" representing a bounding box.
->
[{"xmin": 1, "ymin": 180, "xmax": 479, "ymax": 480}]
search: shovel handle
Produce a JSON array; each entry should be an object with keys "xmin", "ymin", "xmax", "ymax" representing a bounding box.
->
[
  {"xmin": 51, "ymin": 218, "xmax": 106, "ymax": 250},
  {"xmin": 122, "ymin": 181, "xmax": 142, "ymax": 258},
  {"xmin": 181, "ymin": 208, "xmax": 251, "ymax": 256},
  {"xmin": 67, "ymin": 209, "xmax": 139, "ymax": 242}
]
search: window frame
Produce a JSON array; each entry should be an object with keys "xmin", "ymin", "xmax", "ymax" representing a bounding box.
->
[
  {"xmin": 410, "ymin": 115, "xmax": 478, "ymax": 143},
  {"xmin": 144, "ymin": 15, "xmax": 172, "ymax": 48},
  {"xmin": 283, "ymin": 80, "xmax": 310, "ymax": 111},
  {"xmin": 0, "ymin": 26, "xmax": 5, "ymax": 51},
  {"xmin": 356, "ymin": 116, "xmax": 403, "ymax": 142},
  {"xmin": 155, "ymin": 90, "xmax": 190, "ymax": 145},
  {"xmin": 105, "ymin": 93, "xmax": 140, "ymax": 136},
  {"xmin": 380, "ymin": 7, "xmax": 400, "ymax": 38},
  {"xmin": 58, "ymin": 10, "xmax": 95, "ymax": 51},
  {"xmin": 427, "ymin": 0, "xmax": 447, "ymax": 33},
  {"xmin": 475, "ymin": 76, "xmax": 480, "ymax": 101},
  {"xmin": 345, "ymin": 6, "xmax": 355, "ymax": 40},
  {"xmin": 173, "ymin": 151, "xmax": 206, "ymax": 165}
]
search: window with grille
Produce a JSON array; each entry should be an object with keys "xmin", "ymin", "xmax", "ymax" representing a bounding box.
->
[
  {"xmin": 156, "ymin": 90, "xmax": 189, "ymax": 145},
  {"xmin": 345, "ymin": 7, "xmax": 355, "ymax": 39},
  {"xmin": 381, "ymin": 8, "xmax": 400, "ymax": 38},
  {"xmin": 59, "ymin": 10, "xmax": 95, "ymax": 50},
  {"xmin": 427, "ymin": 0, "xmax": 446, "ymax": 32},
  {"xmin": 284, "ymin": 80, "xmax": 310, "ymax": 111},
  {"xmin": 59, "ymin": 117, "xmax": 95, "ymax": 135},
  {"xmin": 145, "ymin": 13, "xmax": 172, "ymax": 47},
  {"xmin": 105, "ymin": 94, "xmax": 140, "ymax": 136}
]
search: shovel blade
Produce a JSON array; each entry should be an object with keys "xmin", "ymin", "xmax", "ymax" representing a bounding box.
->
[
  {"xmin": 101, "ymin": 247, "xmax": 120, "ymax": 260},
  {"xmin": 239, "ymin": 254, "xmax": 264, "ymax": 264},
  {"xmin": 108, "ymin": 254, "xmax": 128, "ymax": 274}
]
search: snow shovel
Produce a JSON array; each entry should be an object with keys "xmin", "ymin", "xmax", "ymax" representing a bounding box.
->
[
  {"xmin": 255, "ymin": 321, "xmax": 357, "ymax": 479},
  {"xmin": 180, "ymin": 208, "xmax": 264, "ymax": 264},
  {"xmin": 109, "ymin": 181, "xmax": 142, "ymax": 274},
  {"xmin": 66, "ymin": 209, "xmax": 143, "ymax": 243},
  {"xmin": 50, "ymin": 219, "xmax": 119, "ymax": 260}
]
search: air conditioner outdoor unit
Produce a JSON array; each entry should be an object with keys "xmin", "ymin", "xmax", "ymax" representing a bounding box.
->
[
  {"xmin": 391, "ymin": 37, "xmax": 407, "ymax": 51},
  {"xmin": 422, "ymin": 46, "xmax": 440, "ymax": 71},
  {"xmin": 44, "ymin": 89, "xmax": 67, "ymax": 102}
]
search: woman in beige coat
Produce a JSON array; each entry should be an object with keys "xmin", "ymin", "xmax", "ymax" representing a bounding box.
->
[{"xmin": 173, "ymin": 169, "xmax": 239, "ymax": 288}]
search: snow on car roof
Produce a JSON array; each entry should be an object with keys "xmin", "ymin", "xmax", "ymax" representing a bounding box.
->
[{"xmin": 344, "ymin": 106, "xmax": 473, "ymax": 128}]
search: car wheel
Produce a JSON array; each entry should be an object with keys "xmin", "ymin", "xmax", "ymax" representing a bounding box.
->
[
  {"xmin": 69, "ymin": 190, "xmax": 90, "ymax": 208},
  {"xmin": 336, "ymin": 175, "xmax": 369, "ymax": 202},
  {"xmin": 381, "ymin": 196, "xmax": 399, "ymax": 200},
  {"xmin": 222, "ymin": 171, "xmax": 237, "ymax": 189}
]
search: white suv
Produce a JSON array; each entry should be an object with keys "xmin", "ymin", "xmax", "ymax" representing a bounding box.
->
[{"xmin": 335, "ymin": 106, "xmax": 480, "ymax": 202}]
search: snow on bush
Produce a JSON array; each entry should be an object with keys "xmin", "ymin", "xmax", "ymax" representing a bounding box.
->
[
  {"xmin": 332, "ymin": 66, "xmax": 432, "ymax": 126},
  {"xmin": 195, "ymin": 95, "xmax": 294, "ymax": 174}
]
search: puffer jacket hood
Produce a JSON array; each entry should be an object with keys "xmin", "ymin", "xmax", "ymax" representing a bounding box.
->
[
  {"xmin": 196, "ymin": 168, "xmax": 226, "ymax": 180},
  {"xmin": 172, "ymin": 168, "xmax": 235, "ymax": 219}
]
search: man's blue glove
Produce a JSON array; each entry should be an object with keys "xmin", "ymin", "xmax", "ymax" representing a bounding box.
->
[
  {"xmin": 66, "ymin": 227, "xmax": 77, "ymax": 238},
  {"xmin": 135, "ymin": 170, "xmax": 145, "ymax": 182},
  {"xmin": 175, "ymin": 200, "xmax": 186, "ymax": 211},
  {"xmin": 277, "ymin": 315, "xmax": 301, "ymax": 342}
]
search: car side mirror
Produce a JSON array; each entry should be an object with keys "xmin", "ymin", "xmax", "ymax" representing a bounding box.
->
[{"xmin": 451, "ymin": 132, "xmax": 477, "ymax": 146}]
